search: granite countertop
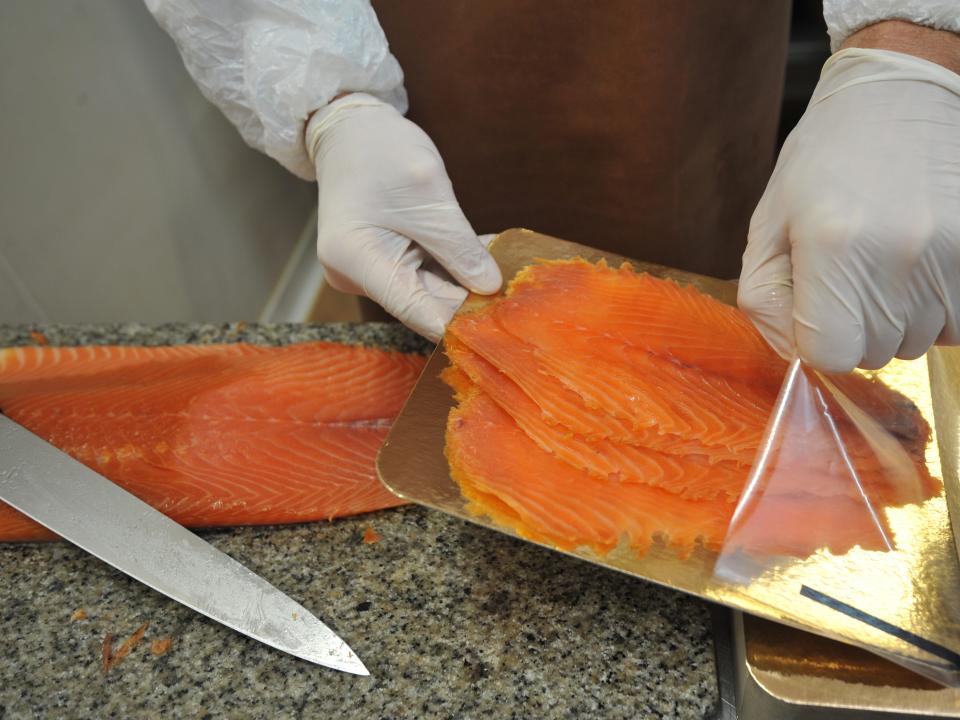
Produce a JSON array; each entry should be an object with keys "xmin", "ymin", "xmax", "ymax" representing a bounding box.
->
[{"xmin": 0, "ymin": 323, "xmax": 718, "ymax": 719}]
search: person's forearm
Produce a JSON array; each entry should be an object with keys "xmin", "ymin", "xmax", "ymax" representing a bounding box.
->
[
  {"xmin": 840, "ymin": 20, "xmax": 960, "ymax": 75},
  {"xmin": 144, "ymin": 0, "xmax": 406, "ymax": 180}
]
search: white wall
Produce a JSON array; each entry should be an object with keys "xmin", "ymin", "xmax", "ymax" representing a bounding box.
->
[{"xmin": 0, "ymin": 0, "xmax": 316, "ymax": 323}]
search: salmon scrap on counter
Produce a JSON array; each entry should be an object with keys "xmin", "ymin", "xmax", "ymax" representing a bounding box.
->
[
  {"xmin": 443, "ymin": 258, "xmax": 940, "ymax": 560},
  {"xmin": 102, "ymin": 621, "xmax": 150, "ymax": 673},
  {"xmin": 362, "ymin": 525, "xmax": 383, "ymax": 544},
  {"xmin": 0, "ymin": 341, "xmax": 426, "ymax": 541}
]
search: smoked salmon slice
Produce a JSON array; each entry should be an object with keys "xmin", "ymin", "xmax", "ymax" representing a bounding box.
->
[
  {"xmin": 0, "ymin": 342, "xmax": 426, "ymax": 541},
  {"xmin": 443, "ymin": 258, "xmax": 938, "ymax": 560},
  {"xmin": 446, "ymin": 391, "xmax": 733, "ymax": 556},
  {"xmin": 500, "ymin": 259, "xmax": 789, "ymax": 392},
  {"xmin": 446, "ymin": 390, "xmax": 891, "ymax": 558},
  {"xmin": 443, "ymin": 337, "xmax": 749, "ymax": 501},
  {"xmin": 447, "ymin": 313, "xmax": 750, "ymax": 465}
]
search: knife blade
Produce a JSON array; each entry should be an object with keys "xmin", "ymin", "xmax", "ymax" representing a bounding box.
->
[{"xmin": 0, "ymin": 414, "xmax": 368, "ymax": 675}]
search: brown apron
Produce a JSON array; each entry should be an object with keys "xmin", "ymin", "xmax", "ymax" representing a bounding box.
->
[{"xmin": 372, "ymin": 0, "xmax": 790, "ymax": 278}]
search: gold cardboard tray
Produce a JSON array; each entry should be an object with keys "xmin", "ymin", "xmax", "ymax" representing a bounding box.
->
[{"xmin": 377, "ymin": 228, "xmax": 960, "ymax": 684}]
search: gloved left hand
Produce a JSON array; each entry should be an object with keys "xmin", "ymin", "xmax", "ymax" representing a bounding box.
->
[
  {"xmin": 306, "ymin": 93, "xmax": 501, "ymax": 342},
  {"xmin": 738, "ymin": 48, "xmax": 960, "ymax": 373}
]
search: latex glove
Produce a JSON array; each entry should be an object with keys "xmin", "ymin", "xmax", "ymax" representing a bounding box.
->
[
  {"xmin": 306, "ymin": 93, "xmax": 501, "ymax": 341},
  {"xmin": 738, "ymin": 49, "xmax": 960, "ymax": 373}
]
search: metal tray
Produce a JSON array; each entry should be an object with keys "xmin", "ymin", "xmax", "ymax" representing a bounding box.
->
[
  {"xmin": 377, "ymin": 228, "xmax": 960, "ymax": 687},
  {"xmin": 713, "ymin": 610, "xmax": 960, "ymax": 718}
]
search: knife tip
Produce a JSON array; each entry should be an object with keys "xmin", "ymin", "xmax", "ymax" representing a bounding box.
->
[
  {"xmin": 323, "ymin": 650, "xmax": 370, "ymax": 676},
  {"xmin": 348, "ymin": 658, "xmax": 371, "ymax": 677},
  {"xmin": 341, "ymin": 645, "xmax": 370, "ymax": 676},
  {"xmin": 300, "ymin": 640, "xmax": 370, "ymax": 676}
]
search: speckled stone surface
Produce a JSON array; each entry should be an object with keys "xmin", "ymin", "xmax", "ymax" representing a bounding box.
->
[
  {"xmin": 0, "ymin": 321, "xmax": 434, "ymax": 354},
  {"xmin": 0, "ymin": 323, "xmax": 718, "ymax": 720}
]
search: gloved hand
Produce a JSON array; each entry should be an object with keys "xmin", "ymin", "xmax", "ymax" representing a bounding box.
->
[
  {"xmin": 738, "ymin": 48, "xmax": 960, "ymax": 373},
  {"xmin": 306, "ymin": 93, "xmax": 501, "ymax": 341}
]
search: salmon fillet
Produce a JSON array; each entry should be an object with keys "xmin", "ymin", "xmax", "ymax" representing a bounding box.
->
[
  {"xmin": 443, "ymin": 258, "xmax": 938, "ymax": 560},
  {"xmin": 0, "ymin": 342, "xmax": 425, "ymax": 541}
]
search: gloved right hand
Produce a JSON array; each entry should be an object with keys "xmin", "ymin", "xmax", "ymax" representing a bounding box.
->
[
  {"xmin": 306, "ymin": 93, "xmax": 502, "ymax": 341},
  {"xmin": 738, "ymin": 48, "xmax": 960, "ymax": 372}
]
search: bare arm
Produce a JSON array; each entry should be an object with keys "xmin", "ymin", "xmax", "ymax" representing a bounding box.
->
[{"xmin": 841, "ymin": 19, "xmax": 960, "ymax": 74}]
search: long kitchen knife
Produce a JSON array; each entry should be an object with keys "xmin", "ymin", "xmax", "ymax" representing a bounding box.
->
[{"xmin": 0, "ymin": 414, "xmax": 368, "ymax": 675}]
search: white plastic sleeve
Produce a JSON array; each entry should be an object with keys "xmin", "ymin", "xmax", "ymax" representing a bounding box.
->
[
  {"xmin": 144, "ymin": 0, "xmax": 408, "ymax": 180},
  {"xmin": 824, "ymin": 1, "xmax": 960, "ymax": 52}
]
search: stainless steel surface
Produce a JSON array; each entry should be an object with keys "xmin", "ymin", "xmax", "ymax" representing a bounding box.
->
[
  {"xmin": 0, "ymin": 414, "xmax": 367, "ymax": 675},
  {"xmin": 710, "ymin": 605, "xmax": 739, "ymax": 720},
  {"xmin": 728, "ymin": 611, "xmax": 960, "ymax": 718}
]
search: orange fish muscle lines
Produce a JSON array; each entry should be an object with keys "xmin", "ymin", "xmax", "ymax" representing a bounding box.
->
[{"xmin": 443, "ymin": 258, "xmax": 936, "ymax": 559}]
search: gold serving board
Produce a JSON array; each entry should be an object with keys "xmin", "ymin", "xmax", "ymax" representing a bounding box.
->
[{"xmin": 377, "ymin": 228, "xmax": 960, "ymax": 690}]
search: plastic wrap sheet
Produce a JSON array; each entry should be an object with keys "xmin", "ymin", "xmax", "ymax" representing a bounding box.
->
[{"xmin": 714, "ymin": 357, "xmax": 960, "ymax": 687}]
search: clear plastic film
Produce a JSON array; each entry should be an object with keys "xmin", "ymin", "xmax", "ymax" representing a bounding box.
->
[{"xmin": 714, "ymin": 357, "xmax": 960, "ymax": 688}]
